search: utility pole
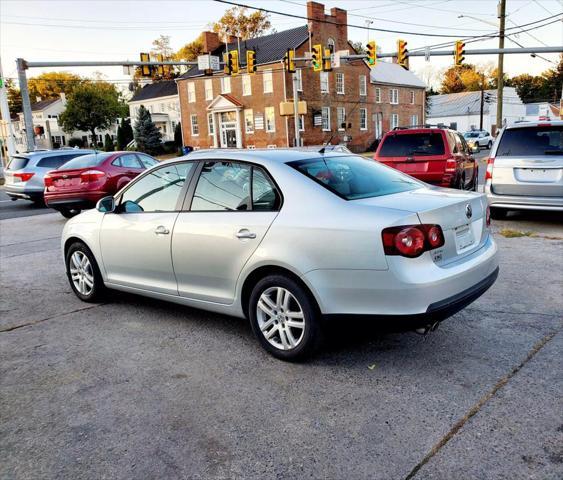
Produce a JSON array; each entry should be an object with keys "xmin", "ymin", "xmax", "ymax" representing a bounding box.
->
[
  {"xmin": 0, "ymin": 57, "xmax": 17, "ymax": 168},
  {"xmin": 293, "ymin": 72, "xmax": 300, "ymax": 147},
  {"xmin": 480, "ymin": 73, "xmax": 485, "ymax": 131},
  {"xmin": 16, "ymin": 58, "xmax": 35, "ymax": 151},
  {"xmin": 495, "ymin": 0, "xmax": 506, "ymax": 135}
]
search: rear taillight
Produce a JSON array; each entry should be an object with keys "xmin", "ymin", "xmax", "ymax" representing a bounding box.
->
[
  {"xmin": 486, "ymin": 206, "xmax": 491, "ymax": 227},
  {"xmin": 14, "ymin": 172, "xmax": 34, "ymax": 182},
  {"xmin": 444, "ymin": 158, "xmax": 457, "ymax": 173},
  {"xmin": 382, "ymin": 224, "xmax": 445, "ymax": 258},
  {"xmin": 80, "ymin": 170, "xmax": 105, "ymax": 183},
  {"xmin": 485, "ymin": 157, "xmax": 495, "ymax": 181},
  {"xmin": 44, "ymin": 174, "xmax": 53, "ymax": 187}
]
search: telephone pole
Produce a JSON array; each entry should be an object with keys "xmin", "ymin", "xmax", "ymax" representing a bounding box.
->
[
  {"xmin": 480, "ymin": 73, "xmax": 485, "ymax": 131},
  {"xmin": 495, "ymin": 0, "xmax": 506, "ymax": 135}
]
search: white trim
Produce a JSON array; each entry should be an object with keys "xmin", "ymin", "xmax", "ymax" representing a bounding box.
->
[
  {"xmin": 336, "ymin": 72, "xmax": 344, "ymax": 95},
  {"xmin": 244, "ymin": 108, "xmax": 254, "ymax": 134},
  {"xmin": 204, "ymin": 79, "xmax": 213, "ymax": 101},
  {"xmin": 220, "ymin": 76, "xmax": 231, "ymax": 94},
  {"xmin": 359, "ymin": 75, "xmax": 367, "ymax": 96},
  {"xmin": 190, "ymin": 113, "xmax": 199, "ymax": 136},
  {"xmin": 265, "ymin": 106, "xmax": 275, "ymax": 132},
  {"xmin": 187, "ymin": 82, "xmax": 196, "ymax": 103},
  {"xmin": 390, "ymin": 88, "xmax": 399, "ymax": 105},
  {"xmin": 376, "ymin": 87, "xmax": 381, "ymax": 103},
  {"xmin": 322, "ymin": 106, "xmax": 331, "ymax": 131},
  {"xmin": 410, "ymin": 90, "xmax": 415, "ymax": 104},
  {"xmin": 359, "ymin": 108, "xmax": 368, "ymax": 130},
  {"xmin": 242, "ymin": 75, "xmax": 252, "ymax": 96},
  {"xmin": 263, "ymin": 69, "xmax": 273, "ymax": 94},
  {"xmin": 391, "ymin": 113, "xmax": 399, "ymax": 129},
  {"xmin": 337, "ymin": 107, "xmax": 346, "ymax": 131},
  {"xmin": 320, "ymin": 72, "xmax": 329, "ymax": 93}
]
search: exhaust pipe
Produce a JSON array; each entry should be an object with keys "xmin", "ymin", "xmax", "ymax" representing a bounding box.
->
[{"xmin": 414, "ymin": 321, "xmax": 440, "ymax": 336}]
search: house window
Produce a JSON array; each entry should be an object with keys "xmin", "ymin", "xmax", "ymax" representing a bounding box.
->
[
  {"xmin": 337, "ymin": 107, "xmax": 346, "ymax": 131},
  {"xmin": 221, "ymin": 76, "xmax": 231, "ymax": 94},
  {"xmin": 187, "ymin": 82, "xmax": 196, "ymax": 103},
  {"xmin": 322, "ymin": 106, "xmax": 330, "ymax": 131},
  {"xmin": 359, "ymin": 75, "xmax": 367, "ymax": 96},
  {"xmin": 390, "ymin": 88, "xmax": 399, "ymax": 104},
  {"xmin": 242, "ymin": 75, "xmax": 252, "ymax": 96},
  {"xmin": 320, "ymin": 72, "xmax": 329, "ymax": 93},
  {"xmin": 205, "ymin": 79, "xmax": 213, "ymax": 101},
  {"xmin": 391, "ymin": 113, "xmax": 399, "ymax": 129},
  {"xmin": 410, "ymin": 90, "xmax": 415, "ymax": 104},
  {"xmin": 191, "ymin": 114, "xmax": 199, "ymax": 136},
  {"xmin": 265, "ymin": 106, "xmax": 275, "ymax": 132},
  {"xmin": 360, "ymin": 108, "xmax": 368, "ymax": 130},
  {"xmin": 295, "ymin": 69, "xmax": 303, "ymax": 92},
  {"xmin": 376, "ymin": 87, "xmax": 381, "ymax": 103},
  {"xmin": 263, "ymin": 70, "xmax": 273, "ymax": 93},
  {"xmin": 207, "ymin": 113, "xmax": 214, "ymax": 135},
  {"xmin": 298, "ymin": 115, "xmax": 305, "ymax": 132},
  {"xmin": 411, "ymin": 114, "xmax": 418, "ymax": 126},
  {"xmin": 336, "ymin": 73, "xmax": 344, "ymax": 94},
  {"xmin": 244, "ymin": 109, "xmax": 254, "ymax": 133}
]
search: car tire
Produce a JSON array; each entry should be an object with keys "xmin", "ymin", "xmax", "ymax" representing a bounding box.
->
[
  {"xmin": 65, "ymin": 241, "xmax": 106, "ymax": 302},
  {"xmin": 248, "ymin": 274, "xmax": 322, "ymax": 361},
  {"xmin": 59, "ymin": 207, "xmax": 81, "ymax": 219},
  {"xmin": 31, "ymin": 197, "xmax": 45, "ymax": 207},
  {"xmin": 487, "ymin": 141, "xmax": 492, "ymax": 149},
  {"xmin": 490, "ymin": 207, "xmax": 508, "ymax": 220}
]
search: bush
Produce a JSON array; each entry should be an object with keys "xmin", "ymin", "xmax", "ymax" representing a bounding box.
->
[
  {"xmin": 68, "ymin": 137, "xmax": 83, "ymax": 148},
  {"xmin": 162, "ymin": 141, "xmax": 177, "ymax": 154},
  {"xmin": 104, "ymin": 133, "xmax": 114, "ymax": 152}
]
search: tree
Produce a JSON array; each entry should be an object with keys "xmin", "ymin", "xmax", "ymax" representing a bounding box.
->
[
  {"xmin": 151, "ymin": 35, "xmax": 174, "ymax": 59},
  {"xmin": 440, "ymin": 64, "xmax": 484, "ymax": 93},
  {"xmin": 103, "ymin": 133, "xmax": 114, "ymax": 152},
  {"xmin": 117, "ymin": 118, "xmax": 134, "ymax": 150},
  {"xmin": 212, "ymin": 6, "xmax": 271, "ymax": 40},
  {"xmin": 539, "ymin": 54, "xmax": 563, "ymax": 103},
  {"xmin": 59, "ymin": 82, "xmax": 123, "ymax": 147},
  {"xmin": 6, "ymin": 79, "xmax": 22, "ymax": 117},
  {"xmin": 28, "ymin": 72, "xmax": 84, "ymax": 101},
  {"xmin": 133, "ymin": 105, "xmax": 162, "ymax": 154},
  {"xmin": 175, "ymin": 35, "xmax": 205, "ymax": 62},
  {"xmin": 174, "ymin": 122, "xmax": 183, "ymax": 148}
]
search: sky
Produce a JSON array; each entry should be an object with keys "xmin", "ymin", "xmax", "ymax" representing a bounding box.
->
[{"xmin": 1, "ymin": 0, "xmax": 562, "ymax": 92}]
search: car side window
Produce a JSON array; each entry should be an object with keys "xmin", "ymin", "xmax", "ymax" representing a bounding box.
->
[
  {"xmin": 191, "ymin": 161, "xmax": 251, "ymax": 211},
  {"xmin": 111, "ymin": 157, "xmax": 122, "ymax": 167},
  {"xmin": 119, "ymin": 162, "xmax": 194, "ymax": 213},
  {"xmin": 120, "ymin": 154, "xmax": 143, "ymax": 169},
  {"xmin": 252, "ymin": 167, "xmax": 281, "ymax": 211},
  {"xmin": 37, "ymin": 153, "xmax": 87, "ymax": 169},
  {"xmin": 458, "ymin": 134, "xmax": 469, "ymax": 154},
  {"xmin": 137, "ymin": 154, "xmax": 159, "ymax": 168}
]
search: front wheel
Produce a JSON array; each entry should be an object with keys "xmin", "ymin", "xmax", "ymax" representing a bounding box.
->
[
  {"xmin": 248, "ymin": 275, "xmax": 322, "ymax": 361},
  {"xmin": 59, "ymin": 207, "xmax": 81, "ymax": 219},
  {"xmin": 487, "ymin": 141, "xmax": 493, "ymax": 149},
  {"xmin": 65, "ymin": 242, "xmax": 106, "ymax": 302}
]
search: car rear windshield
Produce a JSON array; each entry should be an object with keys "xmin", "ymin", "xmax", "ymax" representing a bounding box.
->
[
  {"xmin": 57, "ymin": 152, "xmax": 112, "ymax": 170},
  {"xmin": 7, "ymin": 156, "xmax": 30, "ymax": 170},
  {"xmin": 288, "ymin": 155, "xmax": 421, "ymax": 200},
  {"xmin": 378, "ymin": 132, "xmax": 445, "ymax": 157},
  {"xmin": 497, "ymin": 125, "xmax": 563, "ymax": 156},
  {"xmin": 464, "ymin": 132, "xmax": 480, "ymax": 138}
]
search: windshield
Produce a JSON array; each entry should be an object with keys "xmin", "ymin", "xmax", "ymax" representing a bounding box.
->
[
  {"xmin": 288, "ymin": 155, "xmax": 421, "ymax": 200},
  {"xmin": 378, "ymin": 133, "xmax": 445, "ymax": 157},
  {"xmin": 57, "ymin": 152, "xmax": 112, "ymax": 170},
  {"xmin": 497, "ymin": 126, "xmax": 563, "ymax": 156},
  {"xmin": 464, "ymin": 132, "xmax": 479, "ymax": 138},
  {"xmin": 7, "ymin": 156, "xmax": 29, "ymax": 170}
]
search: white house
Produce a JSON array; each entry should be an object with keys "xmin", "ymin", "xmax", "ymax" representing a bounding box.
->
[
  {"xmin": 427, "ymin": 87, "xmax": 526, "ymax": 134},
  {"xmin": 128, "ymin": 80, "xmax": 180, "ymax": 142},
  {"xmin": 13, "ymin": 94, "xmax": 118, "ymax": 152},
  {"xmin": 522, "ymin": 102, "xmax": 561, "ymax": 122}
]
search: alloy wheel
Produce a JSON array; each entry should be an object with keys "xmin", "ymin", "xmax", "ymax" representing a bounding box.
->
[
  {"xmin": 69, "ymin": 250, "xmax": 95, "ymax": 296},
  {"xmin": 256, "ymin": 287, "xmax": 305, "ymax": 351}
]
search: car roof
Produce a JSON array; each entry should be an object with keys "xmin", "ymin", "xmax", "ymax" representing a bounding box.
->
[
  {"xmin": 505, "ymin": 120, "xmax": 563, "ymax": 129},
  {"xmin": 18, "ymin": 149, "xmax": 95, "ymax": 158},
  {"xmin": 384, "ymin": 127, "xmax": 451, "ymax": 135}
]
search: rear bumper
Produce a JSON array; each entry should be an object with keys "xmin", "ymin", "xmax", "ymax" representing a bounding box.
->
[
  {"xmin": 4, "ymin": 185, "xmax": 44, "ymax": 201},
  {"xmin": 486, "ymin": 189, "xmax": 563, "ymax": 211},
  {"xmin": 45, "ymin": 191, "xmax": 107, "ymax": 209}
]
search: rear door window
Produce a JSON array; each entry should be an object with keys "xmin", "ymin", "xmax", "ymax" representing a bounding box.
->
[
  {"xmin": 497, "ymin": 126, "xmax": 563, "ymax": 156},
  {"xmin": 137, "ymin": 154, "xmax": 159, "ymax": 168},
  {"xmin": 58, "ymin": 152, "xmax": 112, "ymax": 170},
  {"xmin": 379, "ymin": 133, "xmax": 445, "ymax": 157},
  {"xmin": 7, "ymin": 156, "xmax": 29, "ymax": 170},
  {"xmin": 36, "ymin": 153, "xmax": 88, "ymax": 169},
  {"xmin": 120, "ymin": 154, "xmax": 143, "ymax": 169}
]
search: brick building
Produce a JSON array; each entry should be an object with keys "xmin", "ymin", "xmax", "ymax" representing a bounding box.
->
[{"xmin": 176, "ymin": 1, "xmax": 425, "ymax": 152}]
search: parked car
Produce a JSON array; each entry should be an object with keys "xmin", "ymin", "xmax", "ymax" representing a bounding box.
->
[
  {"xmin": 62, "ymin": 150, "xmax": 498, "ymax": 360},
  {"xmin": 374, "ymin": 127, "xmax": 478, "ymax": 191},
  {"xmin": 44, "ymin": 151, "xmax": 159, "ymax": 218},
  {"xmin": 3, "ymin": 149, "xmax": 95, "ymax": 204},
  {"xmin": 463, "ymin": 130, "xmax": 494, "ymax": 150},
  {"xmin": 485, "ymin": 120, "xmax": 563, "ymax": 218}
]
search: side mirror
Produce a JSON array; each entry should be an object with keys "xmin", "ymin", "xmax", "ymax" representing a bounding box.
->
[{"xmin": 96, "ymin": 196, "xmax": 115, "ymax": 213}]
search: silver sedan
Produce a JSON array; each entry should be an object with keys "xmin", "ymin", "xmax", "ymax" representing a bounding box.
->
[{"xmin": 62, "ymin": 149, "xmax": 499, "ymax": 360}]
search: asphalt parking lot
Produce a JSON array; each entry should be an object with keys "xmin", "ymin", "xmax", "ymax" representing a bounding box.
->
[{"xmin": 1, "ymin": 165, "xmax": 562, "ymax": 479}]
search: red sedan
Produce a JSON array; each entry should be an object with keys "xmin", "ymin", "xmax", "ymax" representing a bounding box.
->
[{"xmin": 44, "ymin": 151, "xmax": 159, "ymax": 218}]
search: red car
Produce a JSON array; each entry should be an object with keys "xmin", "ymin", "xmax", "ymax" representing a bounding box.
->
[
  {"xmin": 44, "ymin": 151, "xmax": 159, "ymax": 218},
  {"xmin": 374, "ymin": 127, "xmax": 478, "ymax": 190}
]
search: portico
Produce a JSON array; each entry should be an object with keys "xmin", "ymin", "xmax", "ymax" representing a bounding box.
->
[{"xmin": 207, "ymin": 94, "xmax": 243, "ymax": 148}]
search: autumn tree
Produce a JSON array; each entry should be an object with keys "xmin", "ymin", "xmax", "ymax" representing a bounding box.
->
[
  {"xmin": 28, "ymin": 72, "xmax": 84, "ymax": 101},
  {"xmin": 151, "ymin": 35, "xmax": 174, "ymax": 59},
  {"xmin": 211, "ymin": 6, "xmax": 271, "ymax": 40},
  {"xmin": 175, "ymin": 35, "xmax": 205, "ymax": 62},
  {"xmin": 6, "ymin": 79, "xmax": 22, "ymax": 117}
]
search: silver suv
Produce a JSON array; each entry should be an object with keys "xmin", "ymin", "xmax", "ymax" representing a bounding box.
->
[
  {"xmin": 485, "ymin": 121, "xmax": 563, "ymax": 218},
  {"xmin": 4, "ymin": 149, "xmax": 94, "ymax": 204}
]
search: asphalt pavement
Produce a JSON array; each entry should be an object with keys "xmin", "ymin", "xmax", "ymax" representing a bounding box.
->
[{"xmin": 1, "ymin": 149, "xmax": 562, "ymax": 479}]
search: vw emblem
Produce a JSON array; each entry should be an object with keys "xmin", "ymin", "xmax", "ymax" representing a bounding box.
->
[{"xmin": 465, "ymin": 204, "xmax": 473, "ymax": 219}]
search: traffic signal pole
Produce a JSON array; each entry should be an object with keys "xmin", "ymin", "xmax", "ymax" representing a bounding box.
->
[
  {"xmin": 293, "ymin": 72, "xmax": 300, "ymax": 147},
  {"xmin": 496, "ymin": 0, "xmax": 506, "ymax": 134}
]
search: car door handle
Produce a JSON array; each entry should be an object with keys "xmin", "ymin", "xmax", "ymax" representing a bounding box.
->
[
  {"xmin": 236, "ymin": 229, "xmax": 256, "ymax": 239},
  {"xmin": 154, "ymin": 226, "xmax": 170, "ymax": 235}
]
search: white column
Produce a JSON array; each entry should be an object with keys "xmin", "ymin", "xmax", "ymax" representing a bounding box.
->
[
  {"xmin": 235, "ymin": 109, "xmax": 242, "ymax": 148},
  {"xmin": 212, "ymin": 112, "xmax": 218, "ymax": 148}
]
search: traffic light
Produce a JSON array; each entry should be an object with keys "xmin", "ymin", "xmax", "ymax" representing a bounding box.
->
[
  {"xmin": 323, "ymin": 48, "xmax": 332, "ymax": 71},
  {"xmin": 311, "ymin": 44, "xmax": 322, "ymax": 72},
  {"xmin": 224, "ymin": 50, "xmax": 239, "ymax": 75},
  {"xmin": 284, "ymin": 49, "xmax": 295, "ymax": 73},
  {"xmin": 156, "ymin": 54, "xmax": 164, "ymax": 76},
  {"xmin": 454, "ymin": 40, "xmax": 465, "ymax": 66},
  {"xmin": 397, "ymin": 39, "xmax": 409, "ymax": 70},
  {"xmin": 366, "ymin": 41, "xmax": 377, "ymax": 67},
  {"xmin": 140, "ymin": 52, "xmax": 151, "ymax": 77},
  {"xmin": 223, "ymin": 52, "xmax": 231, "ymax": 75},
  {"xmin": 247, "ymin": 50, "xmax": 256, "ymax": 74}
]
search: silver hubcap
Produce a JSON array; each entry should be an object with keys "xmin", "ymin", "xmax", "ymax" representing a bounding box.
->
[
  {"xmin": 256, "ymin": 287, "xmax": 305, "ymax": 351},
  {"xmin": 70, "ymin": 251, "xmax": 94, "ymax": 296}
]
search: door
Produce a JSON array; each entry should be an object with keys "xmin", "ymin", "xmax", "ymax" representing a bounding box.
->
[
  {"xmin": 456, "ymin": 133, "xmax": 475, "ymax": 189},
  {"xmin": 99, "ymin": 162, "xmax": 196, "ymax": 294},
  {"xmin": 172, "ymin": 161, "xmax": 282, "ymax": 304},
  {"xmin": 375, "ymin": 112, "xmax": 383, "ymax": 140},
  {"xmin": 220, "ymin": 111, "xmax": 238, "ymax": 148}
]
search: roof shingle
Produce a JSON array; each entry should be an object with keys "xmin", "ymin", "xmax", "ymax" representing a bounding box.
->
[{"xmin": 130, "ymin": 80, "xmax": 178, "ymax": 102}]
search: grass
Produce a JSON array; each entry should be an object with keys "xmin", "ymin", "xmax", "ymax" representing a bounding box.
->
[{"xmin": 499, "ymin": 229, "xmax": 537, "ymax": 238}]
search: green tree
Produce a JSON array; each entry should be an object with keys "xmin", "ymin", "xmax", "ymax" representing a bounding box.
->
[
  {"xmin": 28, "ymin": 71, "xmax": 84, "ymax": 101},
  {"xmin": 59, "ymin": 82, "xmax": 123, "ymax": 147},
  {"xmin": 174, "ymin": 122, "xmax": 183, "ymax": 148},
  {"xmin": 104, "ymin": 133, "xmax": 114, "ymax": 152},
  {"xmin": 116, "ymin": 118, "xmax": 134, "ymax": 150},
  {"xmin": 133, "ymin": 105, "xmax": 162, "ymax": 154},
  {"xmin": 6, "ymin": 79, "xmax": 22, "ymax": 117},
  {"xmin": 212, "ymin": 6, "xmax": 271, "ymax": 40}
]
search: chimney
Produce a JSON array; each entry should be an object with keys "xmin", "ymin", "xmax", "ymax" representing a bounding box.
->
[
  {"xmin": 307, "ymin": 1, "xmax": 325, "ymax": 23},
  {"xmin": 201, "ymin": 31, "xmax": 222, "ymax": 53},
  {"xmin": 306, "ymin": 2, "xmax": 349, "ymax": 47},
  {"xmin": 36, "ymin": 96, "xmax": 42, "ymax": 102},
  {"xmin": 330, "ymin": 7, "xmax": 348, "ymax": 43}
]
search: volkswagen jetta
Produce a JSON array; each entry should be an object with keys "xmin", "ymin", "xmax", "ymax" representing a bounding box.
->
[{"xmin": 62, "ymin": 150, "xmax": 499, "ymax": 360}]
